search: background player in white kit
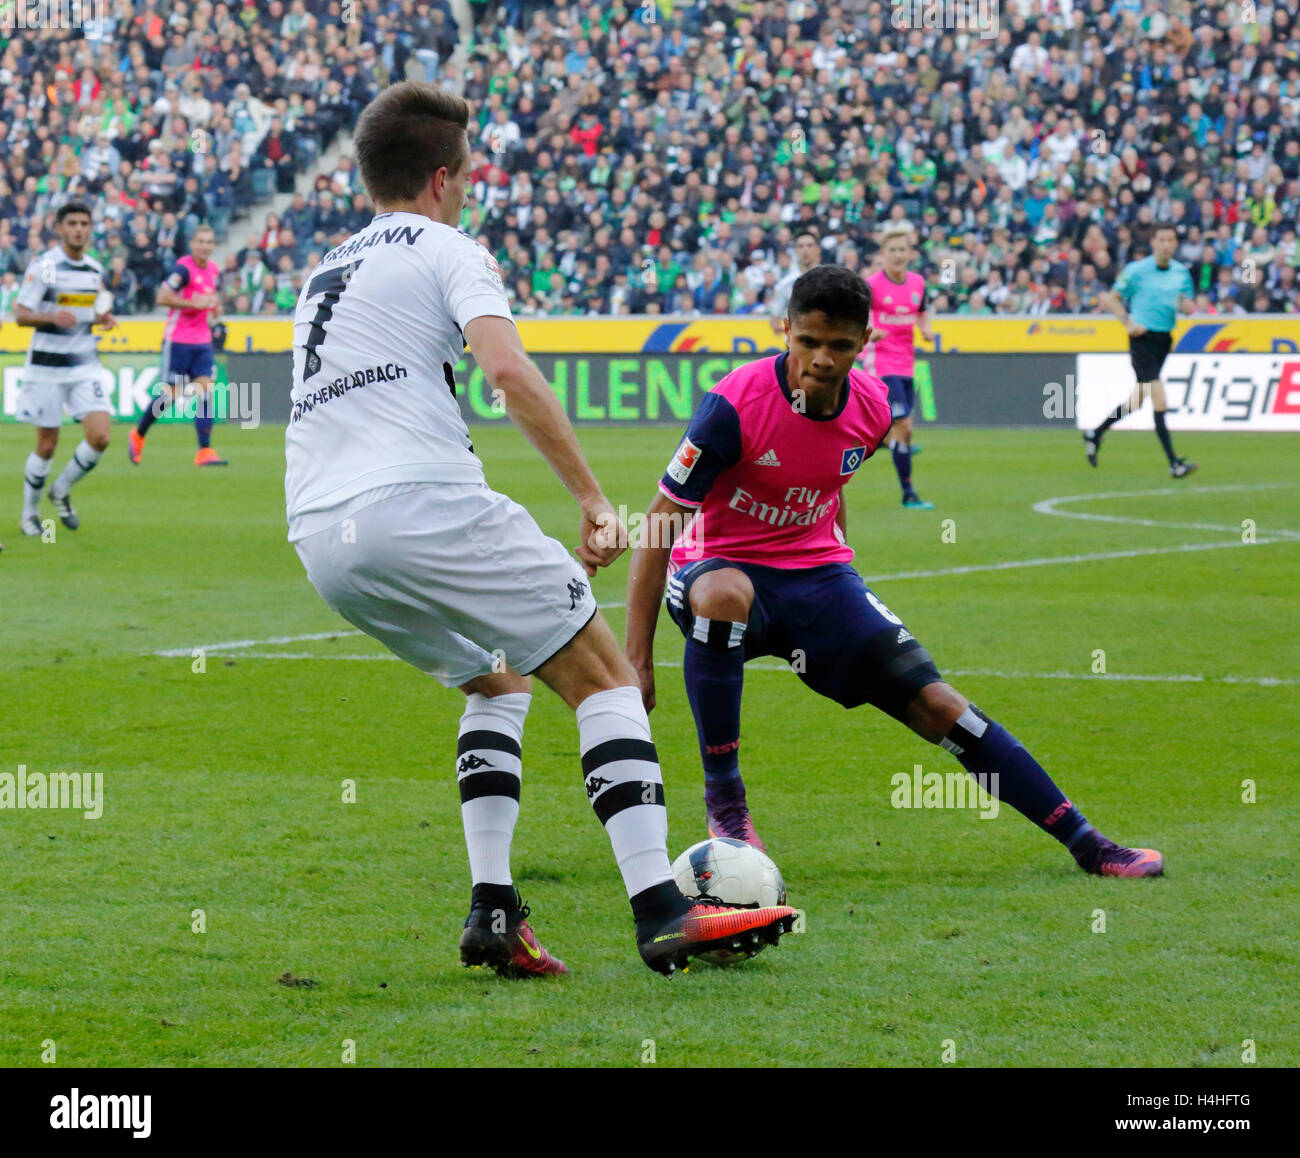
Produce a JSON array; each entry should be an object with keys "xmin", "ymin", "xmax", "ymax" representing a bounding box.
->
[
  {"xmin": 768, "ymin": 228, "xmax": 821, "ymax": 335},
  {"xmin": 12, "ymin": 202, "xmax": 116, "ymax": 536},
  {"xmin": 285, "ymin": 82, "xmax": 797, "ymax": 977}
]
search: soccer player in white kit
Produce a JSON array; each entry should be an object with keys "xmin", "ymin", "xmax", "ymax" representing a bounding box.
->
[
  {"xmin": 12, "ymin": 202, "xmax": 116, "ymax": 536},
  {"xmin": 285, "ymin": 82, "xmax": 797, "ymax": 977}
]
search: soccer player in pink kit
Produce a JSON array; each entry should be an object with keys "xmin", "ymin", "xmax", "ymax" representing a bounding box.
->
[
  {"xmin": 625, "ymin": 265, "xmax": 1164, "ymax": 879},
  {"xmin": 130, "ymin": 224, "xmax": 229, "ymax": 467},
  {"xmin": 862, "ymin": 223, "xmax": 935, "ymax": 509}
]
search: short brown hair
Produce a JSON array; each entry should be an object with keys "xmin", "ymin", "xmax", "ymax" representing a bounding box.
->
[{"xmin": 354, "ymin": 82, "xmax": 470, "ymax": 204}]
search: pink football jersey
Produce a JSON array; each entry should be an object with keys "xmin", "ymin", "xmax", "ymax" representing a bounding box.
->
[
  {"xmin": 659, "ymin": 353, "xmax": 893, "ymax": 569},
  {"xmin": 865, "ymin": 269, "xmax": 927, "ymax": 377},
  {"xmin": 164, "ymin": 254, "xmax": 219, "ymax": 344}
]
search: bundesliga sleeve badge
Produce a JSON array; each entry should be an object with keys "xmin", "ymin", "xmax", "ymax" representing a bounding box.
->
[{"xmin": 667, "ymin": 437, "xmax": 701, "ymax": 484}]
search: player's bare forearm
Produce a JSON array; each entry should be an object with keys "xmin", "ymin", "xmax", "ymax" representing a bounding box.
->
[
  {"xmin": 154, "ymin": 287, "xmax": 186, "ymax": 310},
  {"xmin": 465, "ymin": 314, "xmax": 623, "ymax": 572},
  {"xmin": 625, "ymin": 493, "xmax": 687, "ymax": 666},
  {"xmin": 626, "ymin": 492, "xmax": 690, "ymax": 711},
  {"xmin": 492, "ymin": 359, "xmax": 629, "ymax": 573},
  {"xmin": 14, "ymin": 305, "xmax": 66, "ymax": 328},
  {"xmin": 494, "ymin": 360, "xmax": 603, "ymax": 505}
]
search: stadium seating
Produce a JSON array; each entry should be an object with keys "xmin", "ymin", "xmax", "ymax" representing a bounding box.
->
[{"xmin": 0, "ymin": 1, "xmax": 1296, "ymax": 317}]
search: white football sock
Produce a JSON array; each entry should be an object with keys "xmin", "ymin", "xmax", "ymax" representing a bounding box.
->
[
  {"xmin": 52, "ymin": 440, "xmax": 102, "ymax": 497},
  {"xmin": 576, "ymin": 685, "xmax": 674, "ymax": 898},
  {"xmin": 23, "ymin": 452, "xmax": 51, "ymax": 519},
  {"xmin": 457, "ymin": 691, "xmax": 530, "ymax": 886}
]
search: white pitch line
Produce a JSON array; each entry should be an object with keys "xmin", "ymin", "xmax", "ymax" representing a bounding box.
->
[
  {"xmin": 1032, "ymin": 483, "xmax": 1300, "ymax": 538},
  {"xmin": 153, "ymin": 629, "xmax": 362, "ymax": 657},
  {"xmin": 860, "ymin": 534, "xmax": 1296, "ymax": 582},
  {"xmin": 650, "ymin": 660, "xmax": 1300, "ymax": 687},
  {"xmin": 560, "ymin": 535, "xmax": 1297, "ymax": 603},
  {"xmin": 210, "ymin": 649, "xmax": 1299, "ymax": 687},
  {"xmin": 153, "ymin": 487, "xmax": 1300, "ymax": 672},
  {"xmin": 231, "ymin": 651, "xmax": 396, "ymax": 661}
]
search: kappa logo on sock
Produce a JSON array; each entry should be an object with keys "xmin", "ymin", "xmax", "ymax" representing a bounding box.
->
[
  {"xmin": 457, "ymin": 753, "xmax": 494, "ymax": 775},
  {"xmin": 584, "ymin": 774, "xmax": 612, "ymax": 799}
]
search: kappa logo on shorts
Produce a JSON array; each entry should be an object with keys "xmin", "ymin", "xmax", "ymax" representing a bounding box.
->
[
  {"xmin": 567, "ymin": 578, "xmax": 588, "ymax": 609},
  {"xmin": 840, "ymin": 446, "xmax": 867, "ymax": 474}
]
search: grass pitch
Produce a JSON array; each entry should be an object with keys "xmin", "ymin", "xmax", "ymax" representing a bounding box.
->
[{"xmin": 1, "ymin": 420, "xmax": 1297, "ymax": 1067}]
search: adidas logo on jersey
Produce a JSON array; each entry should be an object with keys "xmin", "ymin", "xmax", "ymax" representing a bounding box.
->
[
  {"xmin": 754, "ymin": 449, "xmax": 781, "ymax": 466},
  {"xmin": 896, "ymin": 628, "xmax": 914, "ymax": 643}
]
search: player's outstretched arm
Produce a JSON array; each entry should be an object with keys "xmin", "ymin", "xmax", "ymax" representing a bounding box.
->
[
  {"xmin": 155, "ymin": 285, "xmax": 202, "ymax": 310},
  {"xmin": 13, "ymin": 304, "xmax": 78, "ymax": 329},
  {"xmin": 464, "ymin": 314, "xmax": 624, "ymax": 575},
  {"xmin": 625, "ymin": 489, "xmax": 694, "ymax": 713},
  {"xmin": 1103, "ymin": 288, "xmax": 1143, "ymax": 335}
]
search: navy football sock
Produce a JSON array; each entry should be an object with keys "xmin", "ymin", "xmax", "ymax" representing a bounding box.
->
[
  {"xmin": 683, "ymin": 618, "xmax": 747, "ymax": 806},
  {"xmin": 136, "ymin": 391, "xmax": 168, "ymax": 435},
  {"xmin": 942, "ymin": 705, "xmax": 1090, "ymax": 843},
  {"xmin": 1152, "ymin": 410, "xmax": 1177, "ymax": 463},
  {"xmin": 890, "ymin": 438, "xmax": 912, "ymax": 493},
  {"xmin": 195, "ymin": 391, "xmax": 215, "ymax": 448}
]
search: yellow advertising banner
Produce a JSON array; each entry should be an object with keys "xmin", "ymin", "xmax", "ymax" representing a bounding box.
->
[{"xmin": 1, "ymin": 315, "xmax": 1296, "ymax": 355}]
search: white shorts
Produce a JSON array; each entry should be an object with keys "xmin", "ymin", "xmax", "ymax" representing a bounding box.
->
[
  {"xmin": 293, "ymin": 482, "xmax": 599, "ymax": 687},
  {"xmin": 15, "ymin": 376, "xmax": 111, "ymax": 426}
]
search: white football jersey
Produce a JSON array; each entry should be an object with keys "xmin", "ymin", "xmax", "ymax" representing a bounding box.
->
[
  {"xmin": 769, "ymin": 267, "xmax": 800, "ymax": 320},
  {"xmin": 284, "ymin": 211, "xmax": 513, "ymax": 519},
  {"xmin": 16, "ymin": 247, "xmax": 105, "ymax": 385}
]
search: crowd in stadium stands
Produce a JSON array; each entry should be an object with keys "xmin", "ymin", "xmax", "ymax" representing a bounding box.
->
[
  {"xmin": 0, "ymin": 0, "xmax": 459, "ymax": 315},
  {"xmin": 2, "ymin": 0, "xmax": 1298, "ymax": 320}
]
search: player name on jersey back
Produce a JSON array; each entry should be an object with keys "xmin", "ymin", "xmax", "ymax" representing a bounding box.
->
[{"xmin": 284, "ymin": 212, "xmax": 514, "ymax": 522}]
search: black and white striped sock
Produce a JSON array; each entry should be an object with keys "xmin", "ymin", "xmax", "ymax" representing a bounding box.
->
[
  {"xmin": 52, "ymin": 439, "xmax": 102, "ymax": 497},
  {"xmin": 23, "ymin": 452, "xmax": 51, "ymax": 519},
  {"xmin": 576, "ymin": 686, "xmax": 675, "ymax": 903},
  {"xmin": 456, "ymin": 691, "xmax": 530, "ymax": 888}
]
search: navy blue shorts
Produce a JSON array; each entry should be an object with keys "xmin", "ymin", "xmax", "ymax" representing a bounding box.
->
[
  {"xmin": 882, "ymin": 375, "xmax": 914, "ymax": 420},
  {"xmin": 165, "ymin": 341, "xmax": 215, "ymax": 386},
  {"xmin": 666, "ymin": 558, "xmax": 944, "ymax": 719}
]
